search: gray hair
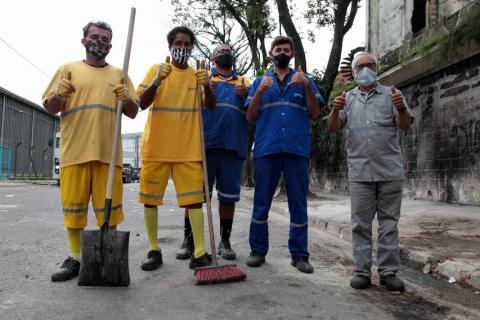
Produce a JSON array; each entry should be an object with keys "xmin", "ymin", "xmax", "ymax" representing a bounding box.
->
[{"xmin": 351, "ymin": 52, "xmax": 377, "ymax": 69}]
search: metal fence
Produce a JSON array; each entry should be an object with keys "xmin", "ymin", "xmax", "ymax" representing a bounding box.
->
[{"xmin": 0, "ymin": 87, "xmax": 59, "ymax": 179}]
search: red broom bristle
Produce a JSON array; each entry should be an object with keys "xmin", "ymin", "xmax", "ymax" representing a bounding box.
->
[{"xmin": 194, "ymin": 264, "xmax": 246, "ymax": 285}]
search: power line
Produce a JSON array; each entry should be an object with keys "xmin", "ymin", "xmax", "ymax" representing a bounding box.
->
[{"xmin": 0, "ymin": 37, "xmax": 51, "ymax": 79}]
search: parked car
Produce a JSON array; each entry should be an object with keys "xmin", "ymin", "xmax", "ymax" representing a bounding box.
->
[
  {"xmin": 122, "ymin": 163, "xmax": 133, "ymax": 183},
  {"xmin": 131, "ymin": 168, "xmax": 141, "ymax": 182}
]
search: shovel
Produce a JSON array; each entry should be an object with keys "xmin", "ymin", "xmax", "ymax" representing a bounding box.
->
[{"xmin": 77, "ymin": 8, "xmax": 136, "ymax": 287}]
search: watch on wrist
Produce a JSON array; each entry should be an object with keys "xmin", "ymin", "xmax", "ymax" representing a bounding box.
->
[{"xmin": 397, "ymin": 106, "xmax": 407, "ymax": 113}]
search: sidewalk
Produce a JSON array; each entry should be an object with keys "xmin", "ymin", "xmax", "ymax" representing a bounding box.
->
[{"xmin": 264, "ymin": 191, "xmax": 480, "ymax": 291}]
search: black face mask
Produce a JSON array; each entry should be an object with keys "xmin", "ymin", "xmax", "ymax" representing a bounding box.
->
[
  {"xmin": 273, "ymin": 53, "xmax": 292, "ymax": 69},
  {"xmin": 215, "ymin": 52, "xmax": 234, "ymax": 69},
  {"xmin": 85, "ymin": 39, "xmax": 110, "ymax": 59}
]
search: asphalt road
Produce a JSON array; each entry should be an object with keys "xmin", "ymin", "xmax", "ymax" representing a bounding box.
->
[{"xmin": 0, "ymin": 181, "xmax": 479, "ymax": 320}]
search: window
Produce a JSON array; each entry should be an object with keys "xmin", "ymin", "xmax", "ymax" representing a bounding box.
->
[{"xmin": 411, "ymin": 0, "xmax": 427, "ymax": 34}]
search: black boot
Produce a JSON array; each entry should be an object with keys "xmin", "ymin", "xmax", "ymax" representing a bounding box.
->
[
  {"xmin": 51, "ymin": 256, "xmax": 80, "ymax": 282},
  {"xmin": 176, "ymin": 217, "xmax": 193, "ymax": 260},
  {"xmin": 189, "ymin": 253, "xmax": 212, "ymax": 270},
  {"xmin": 218, "ymin": 218, "xmax": 236, "ymax": 260}
]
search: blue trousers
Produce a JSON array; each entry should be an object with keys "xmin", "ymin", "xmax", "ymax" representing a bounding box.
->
[{"xmin": 249, "ymin": 153, "xmax": 309, "ymax": 260}]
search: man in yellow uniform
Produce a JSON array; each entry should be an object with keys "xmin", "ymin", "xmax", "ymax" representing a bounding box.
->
[
  {"xmin": 136, "ymin": 26, "xmax": 215, "ymax": 270},
  {"xmin": 43, "ymin": 21, "xmax": 139, "ymax": 282}
]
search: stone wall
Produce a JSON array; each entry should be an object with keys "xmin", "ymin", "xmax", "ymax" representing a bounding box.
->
[{"xmin": 313, "ymin": 53, "xmax": 480, "ymax": 205}]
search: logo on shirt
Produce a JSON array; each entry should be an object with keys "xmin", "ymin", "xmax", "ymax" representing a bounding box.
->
[{"xmin": 294, "ymin": 93, "xmax": 303, "ymax": 98}]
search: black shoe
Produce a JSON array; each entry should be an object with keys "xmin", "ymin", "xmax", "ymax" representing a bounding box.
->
[
  {"xmin": 246, "ymin": 252, "xmax": 265, "ymax": 267},
  {"xmin": 189, "ymin": 253, "xmax": 212, "ymax": 270},
  {"xmin": 51, "ymin": 257, "xmax": 80, "ymax": 282},
  {"xmin": 176, "ymin": 235, "xmax": 193, "ymax": 260},
  {"xmin": 218, "ymin": 239, "xmax": 236, "ymax": 260},
  {"xmin": 291, "ymin": 257, "xmax": 314, "ymax": 274},
  {"xmin": 350, "ymin": 275, "xmax": 371, "ymax": 289},
  {"xmin": 141, "ymin": 250, "xmax": 163, "ymax": 271},
  {"xmin": 380, "ymin": 274, "xmax": 405, "ymax": 292}
]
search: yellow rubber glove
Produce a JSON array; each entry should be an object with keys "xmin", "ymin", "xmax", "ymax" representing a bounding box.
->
[
  {"xmin": 55, "ymin": 72, "xmax": 75, "ymax": 99},
  {"xmin": 153, "ymin": 57, "xmax": 172, "ymax": 86},
  {"xmin": 195, "ymin": 69, "xmax": 209, "ymax": 87},
  {"xmin": 112, "ymin": 83, "xmax": 130, "ymax": 102}
]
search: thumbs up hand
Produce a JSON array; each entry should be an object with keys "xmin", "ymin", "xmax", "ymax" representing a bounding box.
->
[
  {"xmin": 390, "ymin": 85, "xmax": 405, "ymax": 110},
  {"xmin": 153, "ymin": 56, "xmax": 172, "ymax": 86},
  {"xmin": 235, "ymin": 76, "xmax": 249, "ymax": 98},
  {"xmin": 289, "ymin": 65, "xmax": 309, "ymax": 87},
  {"xmin": 332, "ymin": 92, "xmax": 347, "ymax": 111},
  {"xmin": 55, "ymin": 71, "xmax": 75, "ymax": 99}
]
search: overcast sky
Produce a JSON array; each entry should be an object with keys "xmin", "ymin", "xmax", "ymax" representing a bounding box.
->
[{"xmin": 0, "ymin": 0, "xmax": 365, "ymax": 133}]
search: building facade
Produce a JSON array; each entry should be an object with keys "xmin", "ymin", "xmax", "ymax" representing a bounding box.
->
[{"xmin": 0, "ymin": 87, "xmax": 59, "ymax": 179}]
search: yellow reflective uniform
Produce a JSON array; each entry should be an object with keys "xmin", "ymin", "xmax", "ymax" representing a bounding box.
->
[
  {"xmin": 136, "ymin": 64, "xmax": 204, "ymax": 206},
  {"xmin": 42, "ymin": 60, "xmax": 138, "ymax": 228}
]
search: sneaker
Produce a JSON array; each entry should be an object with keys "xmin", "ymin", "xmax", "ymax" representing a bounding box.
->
[
  {"xmin": 189, "ymin": 253, "xmax": 212, "ymax": 270},
  {"xmin": 175, "ymin": 235, "xmax": 193, "ymax": 260},
  {"xmin": 350, "ymin": 275, "xmax": 371, "ymax": 289},
  {"xmin": 51, "ymin": 256, "xmax": 80, "ymax": 282},
  {"xmin": 218, "ymin": 239, "xmax": 236, "ymax": 260},
  {"xmin": 380, "ymin": 274, "xmax": 405, "ymax": 292},
  {"xmin": 291, "ymin": 257, "xmax": 314, "ymax": 274},
  {"xmin": 246, "ymin": 252, "xmax": 265, "ymax": 267},
  {"xmin": 141, "ymin": 250, "xmax": 163, "ymax": 271}
]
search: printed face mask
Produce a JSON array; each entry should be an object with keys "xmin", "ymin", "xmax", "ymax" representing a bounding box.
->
[
  {"xmin": 85, "ymin": 39, "xmax": 110, "ymax": 59},
  {"xmin": 215, "ymin": 52, "xmax": 234, "ymax": 69},
  {"xmin": 354, "ymin": 67, "xmax": 377, "ymax": 86},
  {"xmin": 273, "ymin": 53, "xmax": 292, "ymax": 69},
  {"xmin": 171, "ymin": 48, "xmax": 192, "ymax": 65}
]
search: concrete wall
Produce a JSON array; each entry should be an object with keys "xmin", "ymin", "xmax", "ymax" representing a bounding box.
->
[
  {"xmin": 367, "ymin": 0, "xmax": 476, "ymax": 61},
  {"xmin": 401, "ymin": 53, "xmax": 480, "ymax": 204}
]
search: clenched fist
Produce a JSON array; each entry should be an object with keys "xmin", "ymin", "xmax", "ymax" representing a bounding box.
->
[
  {"xmin": 332, "ymin": 92, "xmax": 347, "ymax": 111},
  {"xmin": 196, "ymin": 68, "xmax": 209, "ymax": 87},
  {"xmin": 112, "ymin": 83, "xmax": 130, "ymax": 102}
]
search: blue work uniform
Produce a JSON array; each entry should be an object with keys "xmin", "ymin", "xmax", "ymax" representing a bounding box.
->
[
  {"xmin": 203, "ymin": 68, "xmax": 249, "ymax": 203},
  {"xmin": 245, "ymin": 68, "xmax": 324, "ymax": 260}
]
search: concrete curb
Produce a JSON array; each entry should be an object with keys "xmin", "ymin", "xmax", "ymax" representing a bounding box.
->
[{"xmin": 270, "ymin": 201, "xmax": 480, "ymax": 291}]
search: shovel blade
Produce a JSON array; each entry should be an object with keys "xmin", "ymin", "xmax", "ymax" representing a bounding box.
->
[{"xmin": 77, "ymin": 230, "xmax": 130, "ymax": 287}]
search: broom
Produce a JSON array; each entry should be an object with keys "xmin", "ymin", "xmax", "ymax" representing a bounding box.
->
[{"xmin": 193, "ymin": 60, "xmax": 247, "ymax": 285}]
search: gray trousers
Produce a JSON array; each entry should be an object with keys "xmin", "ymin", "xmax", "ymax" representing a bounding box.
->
[{"xmin": 350, "ymin": 180, "xmax": 403, "ymax": 278}]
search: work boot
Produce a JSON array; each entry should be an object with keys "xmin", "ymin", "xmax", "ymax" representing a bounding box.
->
[
  {"xmin": 189, "ymin": 253, "xmax": 212, "ymax": 270},
  {"xmin": 291, "ymin": 257, "xmax": 314, "ymax": 274},
  {"xmin": 176, "ymin": 234, "xmax": 194, "ymax": 260},
  {"xmin": 141, "ymin": 250, "xmax": 163, "ymax": 271},
  {"xmin": 380, "ymin": 274, "xmax": 405, "ymax": 292},
  {"xmin": 246, "ymin": 252, "xmax": 265, "ymax": 267},
  {"xmin": 51, "ymin": 256, "xmax": 80, "ymax": 282},
  {"xmin": 350, "ymin": 275, "xmax": 371, "ymax": 289},
  {"xmin": 218, "ymin": 239, "xmax": 236, "ymax": 260}
]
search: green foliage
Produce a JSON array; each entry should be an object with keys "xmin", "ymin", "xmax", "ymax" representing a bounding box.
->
[{"xmin": 400, "ymin": 2, "xmax": 480, "ymax": 66}]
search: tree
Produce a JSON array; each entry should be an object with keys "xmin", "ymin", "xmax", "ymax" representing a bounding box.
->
[
  {"xmin": 305, "ymin": 0, "xmax": 360, "ymax": 98},
  {"xmin": 170, "ymin": 0, "xmax": 252, "ymax": 74},
  {"xmin": 276, "ymin": 0, "xmax": 307, "ymax": 70}
]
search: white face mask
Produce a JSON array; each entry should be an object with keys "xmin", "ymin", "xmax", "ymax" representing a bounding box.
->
[
  {"xmin": 171, "ymin": 48, "xmax": 191, "ymax": 65},
  {"xmin": 354, "ymin": 67, "xmax": 377, "ymax": 86}
]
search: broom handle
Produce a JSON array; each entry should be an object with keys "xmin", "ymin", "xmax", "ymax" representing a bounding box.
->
[
  {"xmin": 196, "ymin": 60, "xmax": 217, "ymax": 262},
  {"xmin": 103, "ymin": 7, "xmax": 136, "ymax": 229}
]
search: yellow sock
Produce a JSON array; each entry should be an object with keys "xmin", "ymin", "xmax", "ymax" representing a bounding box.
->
[
  {"xmin": 188, "ymin": 208, "xmax": 206, "ymax": 258},
  {"xmin": 66, "ymin": 227, "xmax": 81, "ymax": 261},
  {"xmin": 144, "ymin": 206, "xmax": 160, "ymax": 251}
]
